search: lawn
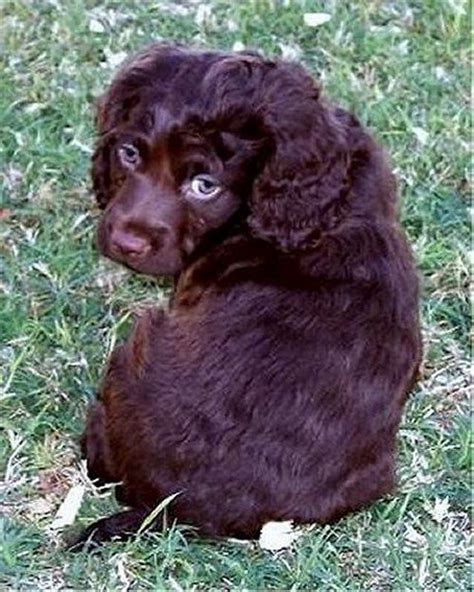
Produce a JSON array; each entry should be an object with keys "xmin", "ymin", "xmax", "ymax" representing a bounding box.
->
[{"xmin": 0, "ymin": 0, "xmax": 470, "ymax": 589}]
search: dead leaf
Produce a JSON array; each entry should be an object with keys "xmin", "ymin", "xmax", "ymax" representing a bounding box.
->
[
  {"xmin": 89, "ymin": 18, "xmax": 105, "ymax": 33},
  {"xmin": 28, "ymin": 497, "xmax": 54, "ymax": 517},
  {"xmin": 50, "ymin": 484, "xmax": 85, "ymax": 529},
  {"xmin": 404, "ymin": 523, "xmax": 426, "ymax": 547},
  {"xmin": 412, "ymin": 126, "xmax": 429, "ymax": 146},
  {"xmin": 425, "ymin": 497, "xmax": 450, "ymax": 524},
  {"xmin": 303, "ymin": 13, "xmax": 332, "ymax": 27},
  {"xmin": 259, "ymin": 520, "xmax": 301, "ymax": 551}
]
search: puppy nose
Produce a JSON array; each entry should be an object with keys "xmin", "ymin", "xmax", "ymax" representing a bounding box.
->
[{"xmin": 111, "ymin": 229, "xmax": 149, "ymax": 256}]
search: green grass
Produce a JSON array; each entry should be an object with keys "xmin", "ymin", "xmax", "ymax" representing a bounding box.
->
[{"xmin": 0, "ymin": 0, "xmax": 470, "ymax": 589}]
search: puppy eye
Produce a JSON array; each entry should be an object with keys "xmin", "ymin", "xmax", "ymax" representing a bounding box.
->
[
  {"xmin": 118, "ymin": 143, "xmax": 140, "ymax": 168},
  {"xmin": 190, "ymin": 174, "xmax": 220, "ymax": 199}
]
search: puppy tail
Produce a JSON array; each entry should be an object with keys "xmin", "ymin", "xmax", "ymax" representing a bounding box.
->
[{"xmin": 67, "ymin": 508, "xmax": 148, "ymax": 551}]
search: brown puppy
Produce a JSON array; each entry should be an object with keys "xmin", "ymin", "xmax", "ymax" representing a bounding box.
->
[{"xmin": 75, "ymin": 44, "xmax": 421, "ymax": 548}]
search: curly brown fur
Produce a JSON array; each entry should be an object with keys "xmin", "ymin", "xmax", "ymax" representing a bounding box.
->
[{"xmin": 73, "ymin": 43, "xmax": 421, "ymax": 549}]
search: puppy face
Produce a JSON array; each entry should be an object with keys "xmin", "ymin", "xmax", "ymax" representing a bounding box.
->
[
  {"xmin": 96, "ymin": 119, "xmax": 260, "ymax": 276},
  {"xmin": 92, "ymin": 45, "xmax": 368, "ymax": 274}
]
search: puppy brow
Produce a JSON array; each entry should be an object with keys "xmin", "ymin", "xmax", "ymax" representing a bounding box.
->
[{"xmin": 151, "ymin": 106, "xmax": 176, "ymax": 136}]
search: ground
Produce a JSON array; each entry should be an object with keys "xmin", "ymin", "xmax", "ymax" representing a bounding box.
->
[{"xmin": 0, "ymin": 0, "xmax": 470, "ymax": 589}]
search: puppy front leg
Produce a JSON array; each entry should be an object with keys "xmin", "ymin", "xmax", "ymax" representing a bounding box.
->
[{"xmin": 67, "ymin": 508, "xmax": 148, "ymax": 551}]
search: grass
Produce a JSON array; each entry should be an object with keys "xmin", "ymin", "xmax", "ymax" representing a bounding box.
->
[{"xmin": 0, "ymin": 0, "xmax": 470, "ymax": 589}]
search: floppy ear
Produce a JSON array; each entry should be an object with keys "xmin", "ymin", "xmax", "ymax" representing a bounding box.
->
[
  {"xmin": 246, "ymin": 63, "xmax": 356, "ymax": 252},
  {"xmin": 91, "ymin": 134, "xmax": 122, "ymax": 209}
]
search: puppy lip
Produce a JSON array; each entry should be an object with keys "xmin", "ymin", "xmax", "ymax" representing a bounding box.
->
[
  {"xmin": 123, "ymin": 244, "xmax": 152, "ymax": 259},
  {"xmin": 104, "ymin": 242, "xmax": 181, "ymax": 273},
  {"xmin": 114, "ymin": 253, "xmax": 182, "ymax": 276}
]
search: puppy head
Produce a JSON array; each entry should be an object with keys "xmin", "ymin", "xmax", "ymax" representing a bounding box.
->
[
  {"xmin": 91, "ymin": 45, "xmax": 393, "ymax": 276},
  {"xmin": 92, "ymin": 46, "xmax": 271, "ymax": 276}
]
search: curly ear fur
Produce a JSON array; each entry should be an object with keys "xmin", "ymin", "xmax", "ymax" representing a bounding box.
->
[
  {"xmin": 248, "ymin": 128, "xmax": 396, "ymax": 253},
  {"xmin": 244, "ymin": 64, "xmax": 376, "ymax": 251}
]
